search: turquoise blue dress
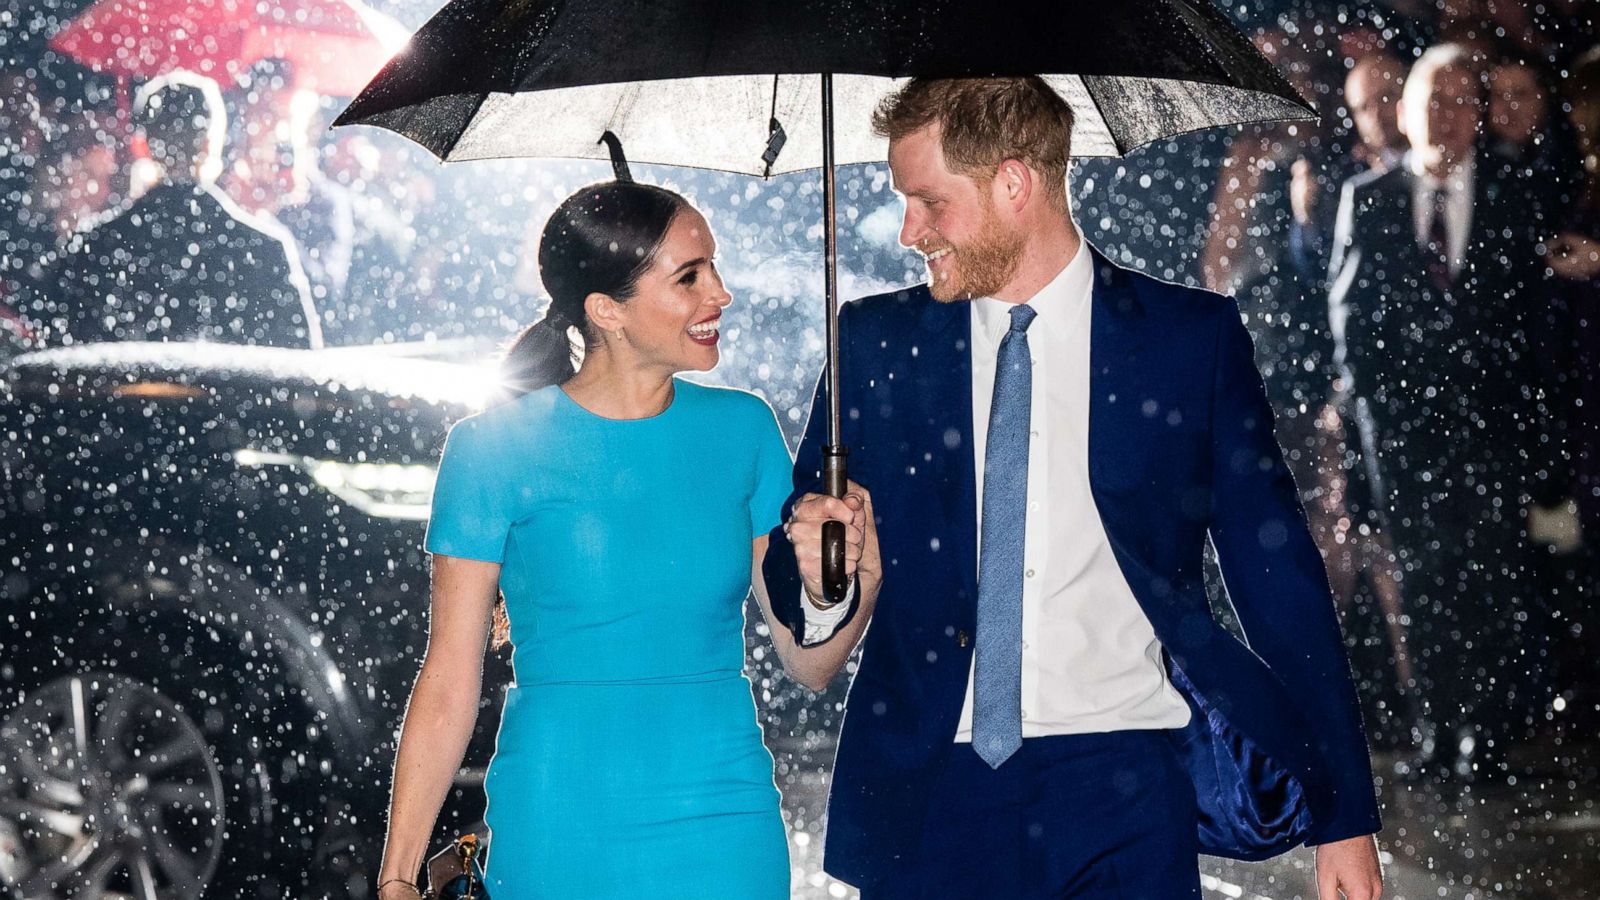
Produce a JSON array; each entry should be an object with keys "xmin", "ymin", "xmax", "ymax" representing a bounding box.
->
[{"xmin": 424, "ymin": 379, "xmax": 794, "ymax": 899}]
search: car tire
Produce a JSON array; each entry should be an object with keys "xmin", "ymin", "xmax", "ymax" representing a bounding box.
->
[{"xmin": 1, "ymin": 558, "xmax": 337, "ymax": 900}]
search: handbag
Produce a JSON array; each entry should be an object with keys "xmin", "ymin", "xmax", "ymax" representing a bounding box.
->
[{"xmin": 425, "ymin": 833, "xmax": 491, "ymax": 900}]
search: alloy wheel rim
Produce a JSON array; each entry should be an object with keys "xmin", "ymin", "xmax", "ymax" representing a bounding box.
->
[{"xmin": 0, "ymin": 672, "xmax": 225, "ymax": 899}]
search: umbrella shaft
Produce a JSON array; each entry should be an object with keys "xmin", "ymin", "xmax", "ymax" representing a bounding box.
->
[{"xmin": 821, "ymin": 73, "xmax": 841, "ymax": 448}]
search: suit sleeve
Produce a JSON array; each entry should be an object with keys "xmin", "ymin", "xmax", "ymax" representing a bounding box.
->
[
  {"xmin": 1206, "ymin": 300, "xmax": 1382, "ymax": 846},
  {"xmin": 761, "ymin": 300, "xmax": 863, "ymax": 647},
  {"xmin": 1325, "ymin": 178, "xmax": 1366, "ymax": 391}
]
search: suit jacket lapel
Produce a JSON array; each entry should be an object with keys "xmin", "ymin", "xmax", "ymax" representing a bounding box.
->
[
  {"xmin": 914, "ymin": 295, "xmax": 979, "ymax": 608},
  {"xmin": 1087, "ymin": 249, "xmax": 1149, "ymax": 498}
]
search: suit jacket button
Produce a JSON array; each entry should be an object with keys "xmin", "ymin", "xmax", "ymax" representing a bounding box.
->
[{"xmin": 957, "ymin": 630, "xmax": 970, "ymax": 647}]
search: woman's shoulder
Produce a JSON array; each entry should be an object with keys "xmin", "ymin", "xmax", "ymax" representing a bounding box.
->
[
  {"xmin": 445, "ymin": 386, "xmax": 563, "ymax": 449},
  {"xmin": 676, "ymin": 380, "xmax": 780, "ymax": 426}
]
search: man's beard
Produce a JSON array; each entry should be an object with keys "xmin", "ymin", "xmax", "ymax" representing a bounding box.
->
[{"xmin": 924, "ymin": 205, "xmax": 1025, "ymax": 302}]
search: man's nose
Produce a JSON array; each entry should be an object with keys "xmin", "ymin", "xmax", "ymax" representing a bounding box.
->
[{"xmin": 899, "ymin": 210, "xmax": 925, "ymax": 249}]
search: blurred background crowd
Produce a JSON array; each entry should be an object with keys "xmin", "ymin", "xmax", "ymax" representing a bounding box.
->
[{"xmin": 1, "ymin": 0, "xmax": 1597, "ymax": 793}]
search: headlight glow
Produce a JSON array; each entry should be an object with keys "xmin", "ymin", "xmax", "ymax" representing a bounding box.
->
[{"xmin": 235, "ymin": 449, "xmax": 436, "ymax": 520}]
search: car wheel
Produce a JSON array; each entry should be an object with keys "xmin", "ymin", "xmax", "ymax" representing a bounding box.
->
[
  {"xmin": 1, "ymin": 570, "xmax": 336, "ymax": 900},
  {"xmin": 0, "ymin": 672, "xmax": 226, "ymax": 899}
]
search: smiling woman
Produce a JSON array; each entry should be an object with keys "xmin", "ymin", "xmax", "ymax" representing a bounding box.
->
[{"xmin": 372, "ymin": 179, "xmax": 879, "ymax": 900}]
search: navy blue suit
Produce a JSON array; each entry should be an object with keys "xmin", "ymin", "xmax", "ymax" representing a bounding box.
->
[{"xmin": 763, "ymin": 248, "xmax": 1381, "ymax": 891}]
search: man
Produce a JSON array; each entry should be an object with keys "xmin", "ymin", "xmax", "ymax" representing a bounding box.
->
[
  {"xmin": 764, "ymin": 77, "xmax": 1383, "ymax": 899},
  {"xmin": 44, "ymin": 71, "xmax": 319, "ymax": 348},
  {"xmin": 1327, "ymin": 45, "xmax": 1561, "ymax": 777},
  {"xmin": 1345, "ymin": 53, "xmax": 1409, "ymax": 174},
  {"xmin": 225, "ymin": 58, "xmax": 357, "ymax": 318}
]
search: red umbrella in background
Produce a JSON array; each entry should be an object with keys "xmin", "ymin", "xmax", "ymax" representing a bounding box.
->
[{"xmin": 49, "ymin": 0, "xmax": 409, "ymax": 100}]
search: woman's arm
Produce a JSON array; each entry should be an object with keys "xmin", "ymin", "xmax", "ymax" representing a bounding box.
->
[
  {"xmin": 375, "ymin": 555, "xmax": 500, "ymax": 898},
  {"xmin": 750, "ymin": 483, "xmax": 881, "ymax": 692}
]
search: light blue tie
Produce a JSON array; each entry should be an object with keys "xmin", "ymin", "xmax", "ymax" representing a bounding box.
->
[{"xmin": 973, "ymin": 303, "xmax": 1036, "ymax": 769}]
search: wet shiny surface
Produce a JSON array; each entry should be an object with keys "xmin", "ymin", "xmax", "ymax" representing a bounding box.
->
[{"xmin": 772, "ymin": 736, "xmax": 1599, "ymax": 900}]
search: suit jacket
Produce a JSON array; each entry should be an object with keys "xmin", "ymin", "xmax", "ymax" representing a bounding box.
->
[
  {"xmin": 1327, "ymin": 156, "xmax": 1563, "ymax": 522},
  {"xmin": 45, "ymin": 181, "xmax": 320, "ymax": 349},
  {"xmin": 763, "ymin": 248, "xmax": 1380, "ymax": 889}
]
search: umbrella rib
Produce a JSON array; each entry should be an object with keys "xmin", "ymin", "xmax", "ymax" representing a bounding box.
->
[
  {"xmin": 605, "ymin": 82, "xmax": 644, "ymax": 144},
  {"xmin": 1075, "ymin": 77, "xmax": 1131, "ymax": 157},
  {"xmin": 439, "ymin": 92, "xmax": 494, "ymax": 161}
]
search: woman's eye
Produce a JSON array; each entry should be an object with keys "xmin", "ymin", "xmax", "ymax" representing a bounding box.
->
[{"xmin": 680, "ymin": 270, "xmax": 698, "ymax": 286}]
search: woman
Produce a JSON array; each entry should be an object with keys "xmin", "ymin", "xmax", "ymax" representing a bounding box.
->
[{"xmin": 375, "ymin": 180, "xmax": 880, "ymax": 899}]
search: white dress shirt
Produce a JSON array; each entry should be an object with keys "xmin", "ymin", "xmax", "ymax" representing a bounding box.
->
[
  {"xmin": 803, "ymin": 241, "xmax": 1191, "ymax": 738},
  {"xmin": 1410, "ymin": 154, "xmax": 1475, "ymax": 276}
]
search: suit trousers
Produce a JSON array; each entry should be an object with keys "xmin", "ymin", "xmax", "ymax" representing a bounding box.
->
[{"xmin": 859, "ymin": 729, "xmax": 1202, "ymax": 900}]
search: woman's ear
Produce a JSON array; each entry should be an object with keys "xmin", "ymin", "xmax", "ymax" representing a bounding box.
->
[{"xmin": 584, "ymin": 291, "xmax": 626, "ymax": 336}]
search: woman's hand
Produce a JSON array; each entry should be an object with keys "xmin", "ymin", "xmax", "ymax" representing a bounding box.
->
[{"xmin": 375, "ymin": 556, "xmax": 499, "ymax": 900}]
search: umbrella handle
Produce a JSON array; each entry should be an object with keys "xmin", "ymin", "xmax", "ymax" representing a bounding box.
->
[{"xmin": 820, "ymin": 445, "xmax": 851, "ymax": 607}]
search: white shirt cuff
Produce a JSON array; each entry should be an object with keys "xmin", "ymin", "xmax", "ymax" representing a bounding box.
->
[{"xmin": 801, "ymin": 580, "xmax": 855, "ymax": 645}]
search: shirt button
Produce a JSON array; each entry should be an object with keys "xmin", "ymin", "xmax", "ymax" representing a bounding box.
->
[
  {"xmin": 1029, "ymin": 501, "xmax": 1039, "ymax": 511},
  {"xmin": 1025, "ymin": 568, "xmax": 1035, "ymax": 578},
  {"xmin": 1021, "ymin": 640, "xmax": 1030, "ymax": 651},
  {"xmin": 1021, "ymin": 709, "xmax": 1030, "ymax": 720},
  {"xmin": 1030, "ymin": 429, "xmax": 1039, "ymax": 438}
]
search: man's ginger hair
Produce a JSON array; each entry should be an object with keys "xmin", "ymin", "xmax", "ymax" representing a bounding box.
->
[{"xmin": 872, "ymin": 76, "xmax": 1075, "ymax": 212}]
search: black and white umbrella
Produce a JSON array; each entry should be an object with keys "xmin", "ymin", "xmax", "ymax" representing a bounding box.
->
[{"xmin": 334, "ymin": 0, "xmax": 1315, "ymax": 602}]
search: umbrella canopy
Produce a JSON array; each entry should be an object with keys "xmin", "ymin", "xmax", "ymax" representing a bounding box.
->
[
  {"xmin": 49, "ymin": 0, "xmax": 410, "ymax": 97},
  {"xmin": 334, "ymin": 0, "xmax": 1315, "ymax": 173},
  {"xmin": 335, "ymin": 0, "xmax": 1314, "ymax": 603}
]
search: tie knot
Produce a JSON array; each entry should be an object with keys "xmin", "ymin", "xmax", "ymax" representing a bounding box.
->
[{"xmin": 1008, "ymin": 304, "xmax": 1037, "ymax": 334}]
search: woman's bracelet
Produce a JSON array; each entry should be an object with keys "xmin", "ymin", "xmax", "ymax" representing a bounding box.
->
[{"xmin": 376, "ymin": 877, "xmax": 423, "ymax": 897}]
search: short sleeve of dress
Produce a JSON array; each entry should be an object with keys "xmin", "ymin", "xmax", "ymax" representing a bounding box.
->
[
  {"xmin": 748, "ymin": 398, "xmax": 795, "ymax": 535},
  {"xmin": 425, "ymin": 418, "xmax": 513, "ymax": 563}
]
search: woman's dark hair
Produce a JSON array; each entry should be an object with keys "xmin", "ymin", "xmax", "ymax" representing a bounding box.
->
[
  {"xmin": 501, "ymin": 180, "xmax": 691, "ymax": 398},
  {"xmin": 490, "ymin": 180, "xmax": 689, "ymax": 648}
]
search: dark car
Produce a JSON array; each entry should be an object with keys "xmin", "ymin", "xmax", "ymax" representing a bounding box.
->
[{"xmin": 0, "ymin": 340, "xmax": 512, "ymax": 899}]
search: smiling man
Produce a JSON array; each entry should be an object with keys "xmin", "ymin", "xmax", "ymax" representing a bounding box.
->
[{"xmin": 764, "ymin": 76, "xmax": 1384, "ymax": 899}]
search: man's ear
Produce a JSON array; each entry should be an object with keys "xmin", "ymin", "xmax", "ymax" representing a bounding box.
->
[
  {"xmin": 994, "ymin": 158, "xmax": 1033, "ymax": 214},
  {"xmin": 584, "ymin": 291, "xmax": 626, "ymax": 335}
]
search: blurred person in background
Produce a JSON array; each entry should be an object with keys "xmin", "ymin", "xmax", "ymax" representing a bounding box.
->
[
  {"xmin": 1485, "ymin": 53, "xmax": 1582, "ymax": 226},
  {"xmin": 2, "ymin": 68, "xmax": 50, "ymax": 301},
  {"xmin": 1345, "ymin": 52, "xmax": 1409, "ymax": 174},
  {"xmin": 42, "ymin": 70, "xmax": 320, "ymax": 348},
  {"xmin": 1328, "ymin": 43, "xmax": 1565, "ymax": 779},
  {"xmin": 1542, "ymin": 44, "xmax": 1600, "ymax": 733},
  {"xmin": 1200, "ymin": 31, "xmax": 1419, "ymax": 731},
  {"xmin": 28, "ymin": 115, "xmax": 122, "ymax": 246},
  {"xmin": 226, "ymin": 58, "xmax": 356, "ymax": 330},
  {"xmin": 322, "ymin": 130, "xmax": 415, "ymax": 344}
]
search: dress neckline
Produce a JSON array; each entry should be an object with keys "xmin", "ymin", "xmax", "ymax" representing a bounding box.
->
[{"xmin": 556, "ymin": 378, "xmax": 681, "ymax": 423}]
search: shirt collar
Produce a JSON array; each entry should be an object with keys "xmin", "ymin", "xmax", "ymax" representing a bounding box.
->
[
  {"xmin": 1412, "ymin": 154, "xmax": 1475, "ymax": 195},
  {"xmin": 972, "ymin": 236, "xmax": 1093, "ymax": 340}
]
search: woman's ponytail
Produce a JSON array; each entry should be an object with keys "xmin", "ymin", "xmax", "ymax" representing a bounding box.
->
[{"xmin": 502, "ymin": 311, "xmax": 578, "ymax": 398}]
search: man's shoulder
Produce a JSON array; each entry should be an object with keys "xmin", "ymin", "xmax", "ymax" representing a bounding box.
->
[
  {"xmin": 1340, "ymin": 163, "xmax": 1410, "ymax": 205},
  {"xmin": 844, "ymin": 282, "xmax": 935, "ymax": 323},
  {"xmin": 1113, "ymin": 261, "xmax": 1236, "ymax": 324}
]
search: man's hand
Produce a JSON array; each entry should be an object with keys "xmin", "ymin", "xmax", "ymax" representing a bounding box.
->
[
  {"xmin": 1548, "ymin": 231, "xmax": 1600, "ymax": 281},
  {"xmin": 1290, "ymin": 157, "xmax": 1318, "ymax": 226},
  {"xmin": 1314, "ymin": 834, "xmax": 1383, "ymax": 900},
  {"xmin": 784, "ymin": 480, "xmax": 878, "ymax": 605}
]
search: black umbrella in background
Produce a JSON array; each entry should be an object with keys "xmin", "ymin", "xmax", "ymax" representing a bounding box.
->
[{"xmin": 334, "ymin": 0, "xmax": 1315, "ymax": 604}]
